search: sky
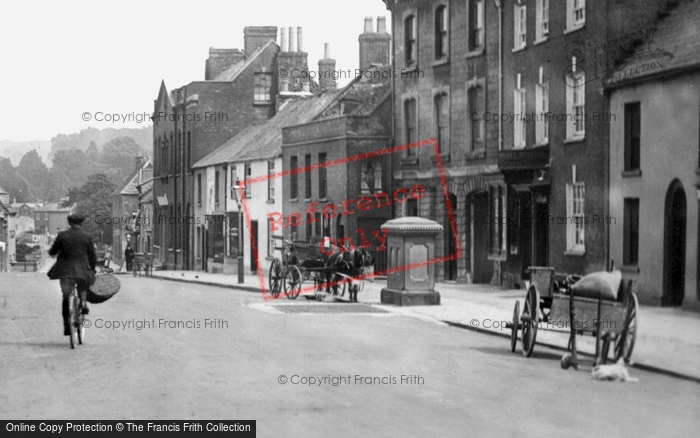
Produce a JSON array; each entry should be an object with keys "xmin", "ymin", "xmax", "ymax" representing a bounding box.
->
[{"xmin": 0, "ymin": 0, "xmax": 390, "ymax": 142}]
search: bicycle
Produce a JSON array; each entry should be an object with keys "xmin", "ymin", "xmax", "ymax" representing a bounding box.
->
[{"xmin": 68, "ymin": 283, "xmax": 86, "ymax": 349}]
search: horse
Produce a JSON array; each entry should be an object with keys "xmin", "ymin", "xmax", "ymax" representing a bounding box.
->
[{"xmin": 326, "ymin": 246, "xmax": 374, "ymax": 301}]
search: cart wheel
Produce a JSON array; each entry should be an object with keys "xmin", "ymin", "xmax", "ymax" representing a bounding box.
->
[
  {"xmin": 614, "ymin": 291, "xmax": 638, "ymax": 364},
  {"xmin": 269, "ymin": 258, "xmax": 283, "ymax": 298},
  {"xmin": 521, "ymin": 286, "xmax": 539, "ymax": 357},
  {"xmin": 510, "ymin": 300, "xmax": 520, "ymax": 353},
  {"xmin": 284, "ymin": 266, "xmax": 302, "ymax": 300},
  {"xmin": 561, "ymin": 353, "xmax": 572, "ymax": 370},
  {"xmin": 331, "ymin": 274, "xmax": 346, "ymax": 298}
]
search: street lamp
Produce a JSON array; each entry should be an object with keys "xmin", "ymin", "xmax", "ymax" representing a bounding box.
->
[{"xmin": 230, "ymin": 178, "xmax": 245, "ymax": 284}]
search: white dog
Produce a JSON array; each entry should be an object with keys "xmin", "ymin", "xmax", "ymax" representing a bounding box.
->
[{"xmin": 592, "ymin": 358, "xmax": 639, "ymax": 382}]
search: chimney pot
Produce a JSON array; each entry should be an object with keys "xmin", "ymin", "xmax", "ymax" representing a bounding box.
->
[
  {"xmin": 288, "ymin": 27, "xmax": 295, "ymax": 52},
  {"xmin": 364, "ymin": 17, "xmax": 374, "ymax": 33},
  {"xmin": 280, "ymin": 27, "xmax": 287, "ymax": 52},
  {"xmin": 297, "ymin": 27, "xmax": 303, "ymax": 52},
  {"xmin": 324, "ymin": 43, "xmax": 331, "ymax": 59},
  {"xmin": 302, "ymin": 82, "xmax": 310, "ymax": 93},
  {"xmin": 377, "ymin": 16, "xmax": 387, "ymax": 33},
  {"xmin": 280, "ymin": 78, "xmax": 289, "ymax": 92}
]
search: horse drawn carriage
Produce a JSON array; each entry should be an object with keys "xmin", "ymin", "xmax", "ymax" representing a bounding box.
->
[
  {"xmin": 507, "ymin": 263, "xmax": 638, "ymax": 370},
  {"xmin": 268, "ymin": 236, "xmax": 373, "ymax": 301}
]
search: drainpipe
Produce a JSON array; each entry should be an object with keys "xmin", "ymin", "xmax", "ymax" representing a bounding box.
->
[
  {"xmin": 390, "ymin": 12, "xmax": 395, "ymax": 212},
  {"xmin": 182, "ymin": 85, "xmax": 188, "ymax": 270},
  {"xmin": 497, "ymin": 0, "xmax": 503, "ymax": 151},
  {"xmin": 173, "ymin": 91, "xmax": 179, "ymax": 271}
]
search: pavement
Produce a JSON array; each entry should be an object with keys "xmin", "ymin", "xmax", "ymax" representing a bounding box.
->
[{"xmin": 118, "ymin": 264, "xmax": 700, "ymax": 382}]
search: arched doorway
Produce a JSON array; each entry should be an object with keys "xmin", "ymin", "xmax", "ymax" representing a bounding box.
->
[
  {"xmin": 663, "ymin": 180, "xmax": 686, "ymax": 306},
  {"xmin": 445, "ymin": 193, "xmax": 458, "ymax": 280}
]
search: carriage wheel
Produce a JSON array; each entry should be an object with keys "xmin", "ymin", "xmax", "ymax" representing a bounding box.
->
[
  {"xmin": 283, "ymin": 266, "xmax": 302, "ymax": 300},
  {"xmin": 521, "ymin": 286, "xmax": 539, "ymax": 357},
  {"xmin": 614, "ymin": 291, "xmax": 638, "ymax": 364},
  {"xmin": 331, "ymin": 274, "xmax": 346, "ymax": 298},
  {"xmin": 268, "ymin": 258, "xmax": 283, "ymax": 298},
  {"xmin": 510, "ymin": 300, "xmax": 520, "ymax": 353}
]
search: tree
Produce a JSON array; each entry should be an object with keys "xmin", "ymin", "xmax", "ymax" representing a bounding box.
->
[
  {"xmin": 17, "ymin": 149, "xmax": 49, "ymax": 201},
  {"xmin": 51, "ymin": 148, "xmax": 90, "ymax": 191},
  {"xmin": 100, "ymin": 137, "xmax": 143, "ymax": 177},
  {"xmin": 0, "ymin": 157, "xmax": 32, "ymax": 202},
  {"xmin": 68, "ymin": 173, "xmax": 117, "ymax": 244},
  {"xmin": 86, "ymin": 141, "xmax": 100, "ymax": 162}
]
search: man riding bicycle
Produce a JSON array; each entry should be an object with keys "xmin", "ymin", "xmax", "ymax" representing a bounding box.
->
[{"xmin": 47, "ymin": 214, "xmax": 97, "ymax": 336}]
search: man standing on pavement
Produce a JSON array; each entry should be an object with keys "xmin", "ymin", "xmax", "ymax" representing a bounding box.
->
[
  {"xmin": 47, "ymin": 214, "xmax": 97, "ymax": 336},
  {"xmin": 124, "ymin": 243, "xmax": 134, "ymax": 271}
]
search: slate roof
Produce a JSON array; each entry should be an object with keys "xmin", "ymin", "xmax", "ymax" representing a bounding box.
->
[
  {"xmin": 193, "ymin": 91, "xmax": 341, "ymax": 168},
  {"xmin": 35, "ymin": 203, "xmax": 71, "ymax": 212},
  {"xmin": 213, "ymin": 40, "xmax": 277, "ymax": 82},
  {"xmin": 315, "ymin": 65, "xmax": 392, "ymax": 120},
  {"xmin": 111, "ymin": 160, "xmax": 153, "ymax": 197},
  {"xmin": 605, "ymin": 0, "xmax": 700, "ymax": 87}
]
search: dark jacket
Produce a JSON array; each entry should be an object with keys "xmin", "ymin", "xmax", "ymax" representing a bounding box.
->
[
  {"xmin": 47, "ymin": 226, "xmax": 97, "ymax": 283},
  {"xmin": 124, "ymin": 246, "xmax": 135, "ymax": 261}
]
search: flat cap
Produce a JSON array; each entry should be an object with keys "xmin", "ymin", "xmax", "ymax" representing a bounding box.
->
[{"xmin": 67, "ymin": 214, "xmax": 84, "ymax": 225}]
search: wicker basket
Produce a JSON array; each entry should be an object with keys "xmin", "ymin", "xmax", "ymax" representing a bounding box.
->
[{"xmin": 87, "ymin": 273, "xmax": 121, "ymax": 304}]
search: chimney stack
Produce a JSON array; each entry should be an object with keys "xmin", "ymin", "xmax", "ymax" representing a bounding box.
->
[
  {"xmin": 205, "ymin": 48, "xmax": 245, "ymax": 80},
  {"xmin": 277, "ymin": 24, "xmax": 309, "ymax": 92},
  {"xmin": 243, "ymin": 26, "xmax": 278, "ymax": 58},
  {"xmin": 134, "ymin": 155, "xmax": 146, "ymax": 172},
  {"xmin": 318, "ymin": 43, "xmax": 337, "ymax": 91},
  {"xmin": 358, "ymin": 16, "xmax": 391, "ymax": 72}
]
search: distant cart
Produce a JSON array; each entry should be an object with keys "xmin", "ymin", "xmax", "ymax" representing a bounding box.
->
[
  {"xmin": 132, "ymin": 253, "xmax": 156, "ymax": 277},
  {"xmin": 268, "ymin": 236, "xmax": 372, "ymax": 301},
  {"xmin": 507, "ymin": 265, "xmax": 638, "ymax": 369}
]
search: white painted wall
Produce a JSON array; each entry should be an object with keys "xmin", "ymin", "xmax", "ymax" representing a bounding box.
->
[{"xmin": 609, "ymin": 72, "xmax": 700, "ymax": 307}]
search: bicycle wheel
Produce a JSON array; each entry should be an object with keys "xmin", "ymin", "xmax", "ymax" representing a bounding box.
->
[
  {"xmin": 77, "ymin": 298, "xmax": 86, "ymax": 345},
  {"xmin": 69, "ymin": 294, "xmax": 78, "ymax": 349}
]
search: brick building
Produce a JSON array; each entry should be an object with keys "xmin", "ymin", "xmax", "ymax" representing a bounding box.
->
[
  {"xmin": 499, "ymin": 0, "xmax": 676, "ymax": 286},
  {"xmin": 606, "ymin": 0, "xmax": 700, "ymax": 309},
  {"xmin": 34, "ymin": 203, "xmax": 72, "ymax": 236},
  {"xmin": 193, "ymin": 91, "xmax": 335, "ymax": 274},
  {"xmin": 281, "ymin": 53, "xmax": 393, "ymax": 272},
  {"xmin": 382, "ymin": 0, "xmax": 676, "ymax": 286},
  {"xmin": 152, "ymin": 26, "xmax": 312, "ymax": 270},
  {"xmin": 383, "ymin": 0, "xmax": 502, "ymax": 283}
]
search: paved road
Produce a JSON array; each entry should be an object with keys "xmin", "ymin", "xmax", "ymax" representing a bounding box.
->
[{"xmin": 1, "ymin": 272, "xmax": 698, "ymax": 437}]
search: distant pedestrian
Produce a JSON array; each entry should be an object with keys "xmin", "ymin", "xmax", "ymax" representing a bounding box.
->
[{"xmin": 124, "ymin": 244, "xmax": 134, "ymax": 271}]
